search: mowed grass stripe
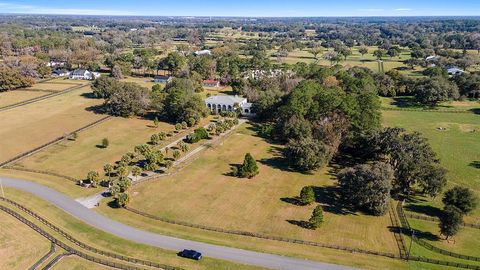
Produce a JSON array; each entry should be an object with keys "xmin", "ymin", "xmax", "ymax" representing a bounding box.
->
[{"xmin": 0, "ymin": 85, "xmax": 104, "ymax": 163}]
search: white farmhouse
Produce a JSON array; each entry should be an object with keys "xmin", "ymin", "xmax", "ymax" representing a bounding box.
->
[
  {"xmin": 205, "ymin": 95, "xmax": 254, "ymax": 116},
  {"xmin": 69, "ymin": 69, "xmax": 100, "ymax": 80}
]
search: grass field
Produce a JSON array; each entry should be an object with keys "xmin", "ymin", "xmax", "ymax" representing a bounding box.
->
[
  {"xmin": 0, "ymin": 211, "xmax": 51, "ymax": 270},
  {"xmin": 50, "ymin": 256, "xmax": 112, "ymax": 270},
  {"xmin": 0, "ymin": 85, "xmax": 104, "ymax": 163},
  {"xmin": 382, "ymin": 107, "xmax": 480, "ymax": 259},
  {"xmin": 382, "ymin": 110, "xmax": 480, "ymax": 219},
  {"xmin": 381, "ymin": 96, "xmax": 480, "ymax": 111},
  {"xmin": 121, "ymin": 76, "xmax": 157, "ymax": 89},
  {"xmin": 0, "ymin": 90, "xmax": 49, "ymax": 107},
  {"xmin": 121, "ymin": 123, "xmax": 398, "ymax": 254},
  {"xmin": 26, "ymin": 82, "xmax": 81, "ymax": 92},
  {"xmin": 0, "ymin": 188, "xmax": 270, "ymax": 270}
]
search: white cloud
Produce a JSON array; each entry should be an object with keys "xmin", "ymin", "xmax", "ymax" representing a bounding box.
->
[
  {"xmin": 395, "ymin": 8, "xmax": 413, "ymax": 11},
  {"xmin": 0, "ymin": 2, "xmax": 135, "ymax": 16}
]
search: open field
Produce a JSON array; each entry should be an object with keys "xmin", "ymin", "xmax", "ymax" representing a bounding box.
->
[
  {"xmin": 118, "ymin": 123, "xmax": 398, "ymax": 254},
  {"xmin": 382, "ymin": 110, "xmax": 480, "ymax": 221},
  {"xmin": 16, "ymin": 116, "xmax": 174, "ymax": 179},
  {"xmin": 0, "ymin": 90, "xmax": 49, "ymax": 107},
  {"xmin": 121, "ymin": 76, "xmax": 158, "ymax": 89},
  {"xmin": 0, "ymin": 187, "xmax": 271, "ymax": 270},
  {"xmin": 0, "ymin": 85, "xmax": 104, "ymax": 163},
  {"xmin": 0, "ymin": 211, "xmax": 51, "ymax": 270},
  {"xmin": 409, "ymin": 218, "xmax": 480, "ymax": 258},
  {"xmin": 26, "ymin": 82, "xmax": 82, "ymax": 92},
  {"xmin": 381, "ymin": 96, "xmax": 480, "ymax": 111},
  {"xmin": 51, "ymin": 256, "xmax": 112, "ymax": 270}
]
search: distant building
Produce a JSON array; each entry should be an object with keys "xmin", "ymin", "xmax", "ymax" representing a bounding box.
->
[
  {"xmin": 153, "ymin": 75, "xmax": 172, "ymax": 84},
  {"xmin": 205, "ymin": 95, "xmax": 254, "ymax": 116},
  {"xmin": 69, "ymin": 69, "xmax": 100, "ymax": 80},
  {"xmin": 52, "ymin": 68, "xmax": 70, "ymax": 77},
  {"xmin": 245, "ymin": 69, "xmax": 291, "ymax": 80},
  {"xmin": 47, "ymin": 60, "xmax": 66, "ymax": 67},
  {"xmin": 425, "ymin": 55, "xmax": 439, "ymax": 62},
  {"xmin": 447, "ymin": 67, "xmax": 465, "ymax": 76},
  {"xmin": 194, "ymin": 49, "xmax": 211, "ymax": 56},
  {"xmin": 203, "ymin": 79, "xmax": 220, "ymax": 87}
]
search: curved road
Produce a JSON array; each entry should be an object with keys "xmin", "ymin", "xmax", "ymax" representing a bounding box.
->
[{"xmin": 0, "ymin": 177, "xmax": 357, "ymax": 270}]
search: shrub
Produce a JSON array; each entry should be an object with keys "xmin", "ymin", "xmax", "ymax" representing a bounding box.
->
[
  {"xmin": 309, "ymin": 205, "xmax": 324, "ymax": 229},
  {"xmin": 299, "ymin": 186, "xmax": 315, "ymax": 205}
]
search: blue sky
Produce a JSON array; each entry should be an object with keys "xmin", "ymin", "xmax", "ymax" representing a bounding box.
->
[{"xmin": 0, "ymin": 0, "xmax": 479, "ymax": 17}]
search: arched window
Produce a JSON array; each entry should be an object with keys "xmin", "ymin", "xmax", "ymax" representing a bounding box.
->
[
  {"xmin": 207, "ymin": 103, "xmax": 211, "ymax": 108},
  {"xmin": 228, "ymin": 105, "xmax": 232, "ymax": 111},
  {"xmin": 244, "ymin": 109, "xmax": 249, "ymax": 113},
  {"xmin": 222, "ymin": 105, "xmax": 227, "ymax": 111}
]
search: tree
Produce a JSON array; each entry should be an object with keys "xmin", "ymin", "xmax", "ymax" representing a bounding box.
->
[
  {"xmin": 415, "ymin": 76, "xmax": 460, "ymax": 106},
  {"xmin": 164, "ymin": 52, "xmax": 186, "ymax": 75},
  {"xmin": 299, "ymin": 186, "xmax": 315, "ymax": 205},
  {"xmin": 103, "ymin": 164, "xmax": 114, "ymax": 183},
  {"xmin": 439, "ymin": 205, "xmax": 463, "ymax": 240},
  {"xmin": 172, "ymin": 150, "xmax": 181, "ymax": 160},
  {"xmin": 236, "ymin": 153, "xmax": 259, "ymax": 178},
  {"xmin": 131, "ymin": 166, "xmax": 142, "ymax": 181},
  {"xmin": 111, "ymin": 65, "xmax": 124, "ymax": 79},
  {"xmin": 103, "ymin": 82, "xmax": 151, "ymax": 117},
  {"xmin": 323, "ymin": 51, "xmax": 341, "ymax": 66},
  {"xmin": 153, "ymin": 117, "xmax": 159, "ymax": 128},
  {"xmin": 175, "ymin": 123, "xmax": 182, "ymax": 132},
  {"xmin": 86, "ymin": 171, "xmax": 100, "ymax": 188},
  {"xmin": 150, "ymin": 134, "xmax": 161, "ymax": 145},
  {"xmin": 358, "ymin": 46, "xmax": 369, "ymax": 61},
  {"xmin": 101, "ymin": 138, "xmax": 109, "ymax": 148},
  {"xmin": 284, "ymin": 137, "xmax": 330, "ymax": 172},
  {"xmin": 369, "ymin": 128, "xmax": 447, "ymax": 197},
  {"xmin": 92, "ymin": 77, "xmax": 120, "ymax": 98},
  {"xmin": 338, "ymin": 162, "xmax": 393, "ymax": 215},
  {"xmin": 309, "ymin": 46, "xmax": 323, "ymax": 60},
  {"xmin": 373, "ymin": 49, "xmax": 385, "ymax": 60},
  {"xmin": 115, "ymin": 192, "xmax": 130, "ymax": 208},
  {"xmin": 309, "ymin": 205, "xmax": 324, "ymax": 229},
  {"xmin": 0, "ymin": 67, "xmax": 34, "ymax": 91},
  {"xmin": 164, "ymin": 160, "xmax": 173, "ymax": 170},
  {"xmin": 442, "ymin": 187, "xmax": 478, "ymax": 215}
]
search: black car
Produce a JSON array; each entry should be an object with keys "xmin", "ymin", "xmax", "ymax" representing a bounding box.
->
[{"xmin": 178, "ymin": 249, "xmax": 202, "ymax": 260}]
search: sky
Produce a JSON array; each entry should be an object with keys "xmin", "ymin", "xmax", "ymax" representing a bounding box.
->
[{"xmin": 0, "ymin": 0, "xmax": 480, "ymax": 17}]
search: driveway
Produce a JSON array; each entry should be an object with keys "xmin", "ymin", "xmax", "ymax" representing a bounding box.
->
[{"xmin": 0, "ymin": 177, "xmax": 358, "ymax": 270}]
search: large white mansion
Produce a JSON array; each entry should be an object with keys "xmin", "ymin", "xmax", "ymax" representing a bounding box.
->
[{"xmin": 205, "ymin": 95, "xmax": 254, "ymax": 116}]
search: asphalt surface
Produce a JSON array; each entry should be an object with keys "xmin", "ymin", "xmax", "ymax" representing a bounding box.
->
[{"xmin": 0, "ymin": 177, "xmax": 358, "ymax": 270}]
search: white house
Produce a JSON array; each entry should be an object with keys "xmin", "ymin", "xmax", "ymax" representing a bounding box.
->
[
  {"xmin": 69, "ymin": 69, "xmax": 100, "ymax": 80},
  {"xmin": 447, "ymin": 67, "xmax": 465, "ymax": 76},
  {"xmin": 425, "ymin": 55, "xmax": 439, "ymax": 62},
  {"xmin": 194, "ymin": 49, "xmax": 211, "ymax": 56},
  {"xmin": 52, "ymin": 68, "xmax": 70, "ymax": 77},
  {"xmin": 47, "ymin": 60, "xmax": 66, "ymax": 67},
  {"xmin": 203, "ymin": 79, "xmax": 220, "ymax": 87},
  {"xmin": 205, "ymin": 95, "xmax": 254, "ymax": 116},
  {"xmin": 153, "ymin": 75, "xmax": 172, "ymax": 84}
]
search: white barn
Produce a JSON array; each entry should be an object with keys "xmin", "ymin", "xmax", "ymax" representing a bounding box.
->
[{"xmin": 205, "ymin": 95, "xmax": 254, "ymax": 116}]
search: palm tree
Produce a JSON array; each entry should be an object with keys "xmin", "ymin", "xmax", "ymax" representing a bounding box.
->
[
  {"xmin": 103, "ymin": 164, "xmax": 114, "ymax": 184},
  {"xmin": 131, "ymin": 166, "xmax": 142, "ymax": 181}
]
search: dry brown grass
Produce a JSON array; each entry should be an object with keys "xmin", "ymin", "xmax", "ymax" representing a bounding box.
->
[
  {"xmin": 127, "ymin": 123, "xmax": 398, "ymax": 254},
  {"xmin": 0, "ymin": 90, "xmax": 49, "ymax": 107},
  {"xmin": 26, "ymin": 82, "xmax": 80, "ymax": 92},
  {"xmin": 0, "ymin": 212, "xmax": 51, "ymax": 270},
  {"xmin": 0, "ymin": 85, "xmax": 104, "ymax": 163}
]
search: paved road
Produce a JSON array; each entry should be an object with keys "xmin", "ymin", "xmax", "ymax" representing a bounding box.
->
[{"xmin": 0, "ymin": 177, "xmax": 358, "ymax": 270}]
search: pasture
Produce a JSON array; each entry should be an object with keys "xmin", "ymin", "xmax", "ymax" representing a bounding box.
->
[
  {"xmin": 0, "ymin": 90, "xmax": 48, "ymax": 108},
  {"xmin": 16, "ymin": 116, "xmax": 176, "ymax": 179},
  {"xmin": 0, "ymin": 211, "xmax": 51, "ymax": 270},
  {"xmin": 122, "ymin": 123, "xmax": 398, "ymax": 254},
  {"xmin": 382, "ymin": 110, "xmax": 480, "ymax": 220},
  {"xmin": 0, "ymin": 85, "xmax": 104, "ymax": 164},
  {"xmin": 0, "ymin": 188, "xmax": 270, "ymax": 270}
]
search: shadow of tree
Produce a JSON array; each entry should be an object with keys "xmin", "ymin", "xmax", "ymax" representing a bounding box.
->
[
  {"xmin": 280, "ymin": 197, "xmax": 304, "ymax": 206},
  {"xmin": 469, "ymin": 161, "xmax": 480, "ymax": 169},
  {"xmin": 470, "ymin": 108, "xmax": 480, "ymax": 115},
  {"xmin": 312, "ymin": 186, "xmax": 355, "ymax": 215},
  {"xmin": 286, "ymin": 219, "xmax": 313, "ymax": 229},
  {"xmin": 404, "ymin": 204, "xmax": 443, "ymax": 218}
]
